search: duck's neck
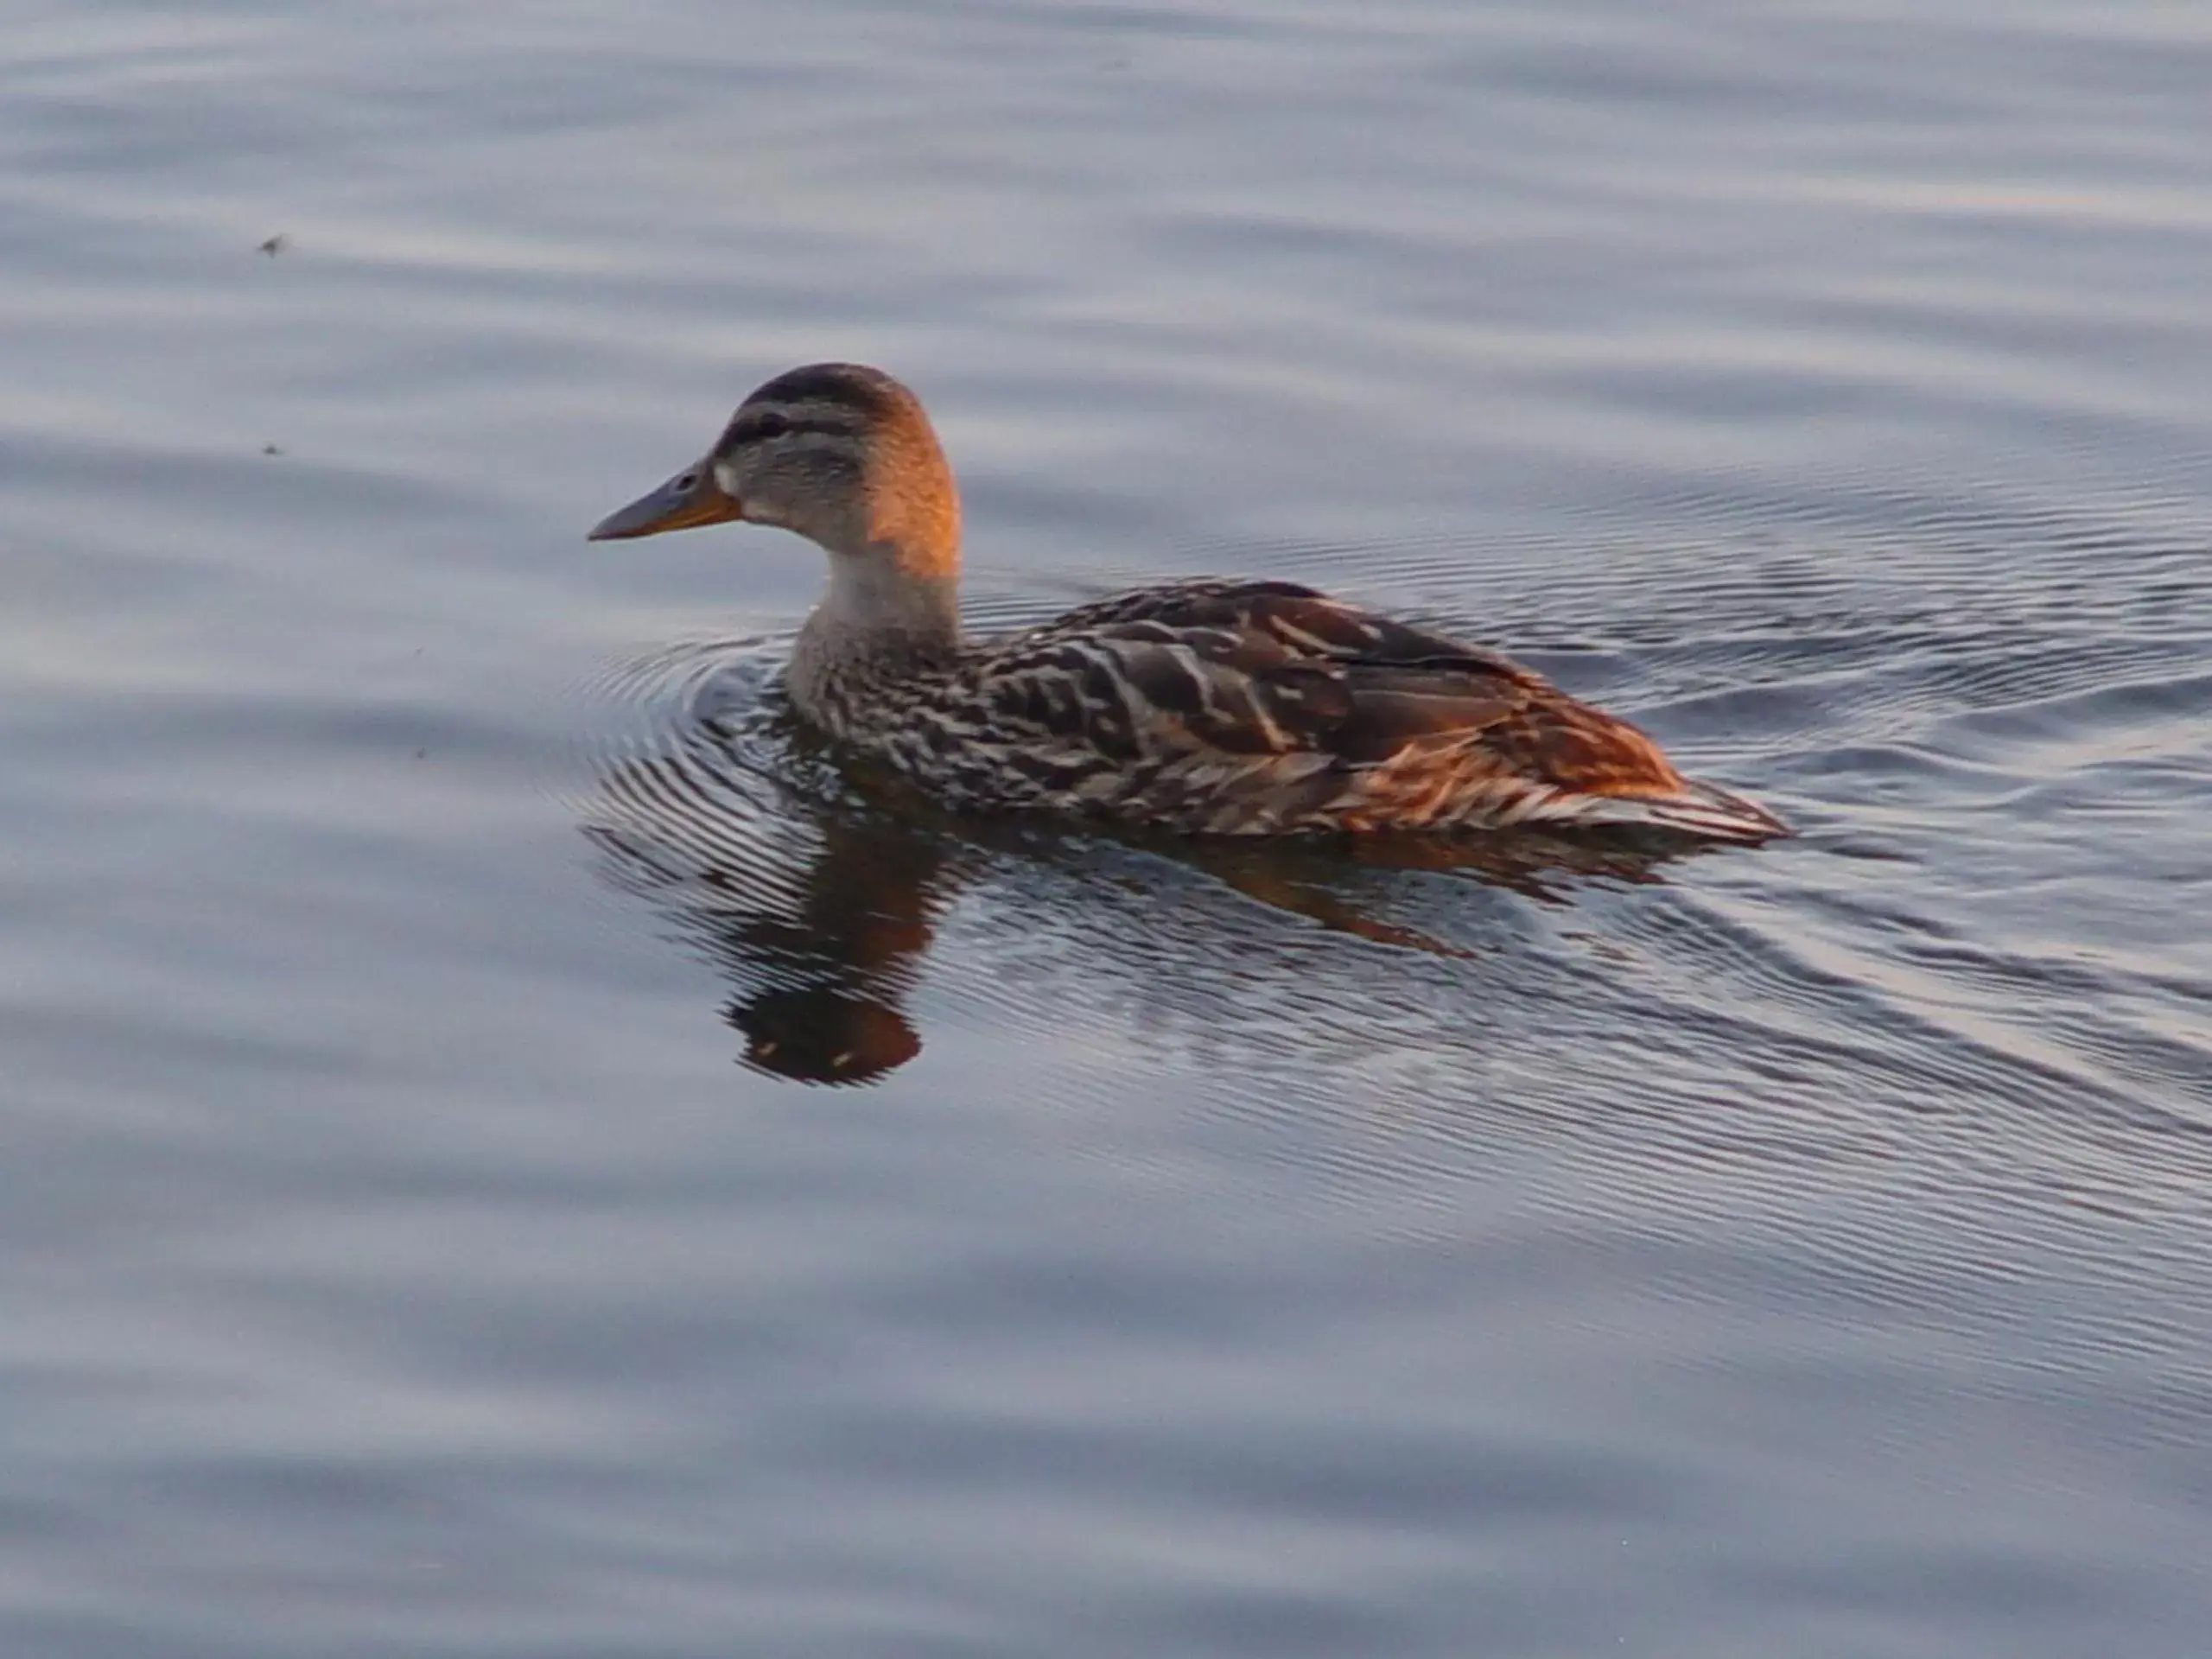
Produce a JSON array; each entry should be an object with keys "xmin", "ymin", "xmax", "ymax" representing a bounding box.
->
[{"xmin": 790, "ymin": 543, "xmax": 963, "ymax": 726}]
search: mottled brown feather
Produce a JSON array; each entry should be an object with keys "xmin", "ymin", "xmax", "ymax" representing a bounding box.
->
[
  {"xmin": 595, "ymin": 365, "xmax": 1787, "ymax": 842},
  {"xmin": 835, "ymin": 578, "xmax": 1724, "ymax": 835}
]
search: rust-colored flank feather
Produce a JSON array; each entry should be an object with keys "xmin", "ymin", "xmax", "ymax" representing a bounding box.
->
[{"xmin": 589, "ymin": 363, "xmax": 1789, "ymax": 842}]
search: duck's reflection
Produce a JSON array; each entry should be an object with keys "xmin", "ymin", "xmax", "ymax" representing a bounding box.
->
[
  {"xmin": 584, "ymin": 710, "xmax": 1704, "ymax": 1086},
  {"xmin": 691, "ymin": 810, "xmax": 950, "ymax": 1084},
  {"xmin": 585, "ymin": 742, "xmax": 963, "ymax": 1084}
]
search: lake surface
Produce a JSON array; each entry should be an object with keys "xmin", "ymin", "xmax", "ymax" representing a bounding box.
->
[{"xmin": 5, "ymin": 1, "xmax": 2209, "ymax": 1653}]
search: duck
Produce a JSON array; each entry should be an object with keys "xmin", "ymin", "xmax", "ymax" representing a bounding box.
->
[{"xmin": 589, "ymin": 363, "xmax": 1788, "ymax": 841}]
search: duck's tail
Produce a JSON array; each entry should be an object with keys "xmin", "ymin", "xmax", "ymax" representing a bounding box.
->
[{"xmin": 1558, "ymin": 777, "xmax": 1793, "ymax": 843}]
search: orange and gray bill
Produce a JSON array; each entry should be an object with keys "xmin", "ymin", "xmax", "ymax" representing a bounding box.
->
[{"xmin": 588, "ymin": 461, "xmax": 746, "ymax": 541}]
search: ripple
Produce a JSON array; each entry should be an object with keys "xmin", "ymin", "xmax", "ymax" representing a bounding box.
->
[
  {"xmin": 15, "ymin": 0, "xmax": 2212, "ymax": 1649},
  {"xmin": 569, "ymin": 505, "xmax": 2212, "ymax": 1251}
]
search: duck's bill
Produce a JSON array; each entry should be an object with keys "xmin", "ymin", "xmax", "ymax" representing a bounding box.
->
[{"xmin": 588, "ymin": 461, "xmax": 745, "ymax": 540}]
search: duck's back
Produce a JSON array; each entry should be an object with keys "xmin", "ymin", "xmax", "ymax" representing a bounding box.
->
[{"xmin": 861, "ymin": 580, "xmax": 1785, "ymax": 840}]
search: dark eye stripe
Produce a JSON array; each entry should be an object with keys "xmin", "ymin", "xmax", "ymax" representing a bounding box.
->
[{"xmin": 721, "ymin": 410, "xmax": 858, "ymax": 449}]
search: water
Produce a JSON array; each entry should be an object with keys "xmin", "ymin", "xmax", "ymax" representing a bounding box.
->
[{"xmin": 5, "ymin": 2, "xmax": 2209, "ymax": 1653}]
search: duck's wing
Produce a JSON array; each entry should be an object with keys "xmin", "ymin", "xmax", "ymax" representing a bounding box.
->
[
  {"xmin": 959, "ymin": 580, "xmax": 1788, "ymax": 836},
  {"xmin": 1016, "ymin": 580, "xmax": 1546, "ymax": 747},
  {"xmin": 1033, "ymin": 578, "xmax": 1525, "ymax": 678}
]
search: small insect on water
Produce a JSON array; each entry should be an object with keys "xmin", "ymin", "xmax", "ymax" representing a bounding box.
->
[{"xmin": 257, "ymin": 233, "xmax": 288, "ymax": 257}]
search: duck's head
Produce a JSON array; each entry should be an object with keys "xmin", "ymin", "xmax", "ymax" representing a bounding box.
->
[{"xmin": 588, "ymin": 362, "xmax": 960, "ymax": 580}]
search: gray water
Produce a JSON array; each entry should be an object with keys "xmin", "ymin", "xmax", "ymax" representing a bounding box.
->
[{"xmin": 6, "ymin": 2, "xmax": 2210, "ymax": 1654}]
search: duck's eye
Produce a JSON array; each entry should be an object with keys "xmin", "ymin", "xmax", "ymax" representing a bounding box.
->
[{"xmin": 744, "ymin": 410, "xmax": 790, "ymax": 442}]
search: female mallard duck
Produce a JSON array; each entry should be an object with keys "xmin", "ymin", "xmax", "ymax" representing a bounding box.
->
[{"xmin": 591, "ymin": 363, "xmax": 1787, "ymax": 841}]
